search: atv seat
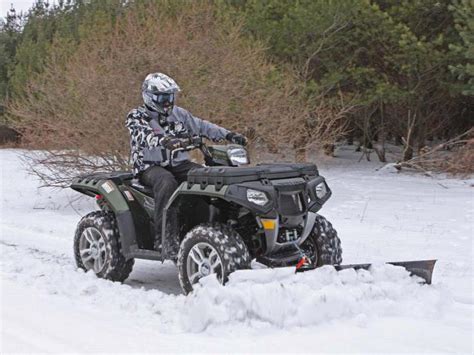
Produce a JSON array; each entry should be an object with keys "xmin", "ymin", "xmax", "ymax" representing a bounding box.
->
[{"xmin": 131, "ymin": 179, "xmax": 154, "ymax": 196}]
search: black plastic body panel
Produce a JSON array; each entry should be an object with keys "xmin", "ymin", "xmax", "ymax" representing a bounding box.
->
[
  {"xmin": 225, "ymin": 182, "xmax": 277, "ymax": 216},
  {"xmin": 73, "ymin": 171, "xmax": 133, "ymax": 185},
  {"xmin": 115, "ymin": 210, "xmax": 137, "ymax": 258},
  {"xmin": 187, "ymin": 163, "xmax": 318, "ymax": 190},
  {"xmin": 119, "ymin": 186, "xmax": 154, "ymax": 249},
  {"xmin": 223, "ymin": 175, "xmax": 329, "ymax": 219},
  {"xmin": 257, "ymin": 163, "xmax": 318, "ymax": 176}
]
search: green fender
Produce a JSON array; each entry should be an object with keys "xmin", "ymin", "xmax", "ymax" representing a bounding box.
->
[{"xmin": 70, "ymin": 177, "xmax": 135, "ymax": 258}]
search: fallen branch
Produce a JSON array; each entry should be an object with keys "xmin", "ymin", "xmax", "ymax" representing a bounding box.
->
[{"xmin": 394, "ymin": 128, "xmax": 474, "ymax": 176}]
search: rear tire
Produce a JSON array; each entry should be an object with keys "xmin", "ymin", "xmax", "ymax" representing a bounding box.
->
[
  {"xmin": 178, "ymin": 223, "xmax": 251, "ymax": 294},
  {"xmin": 302, "ymin": 214, "xmax": 342, "ymax": 266},
  {"xmin": 74, "ymin": 211, "xmax": 134, "ymax": 282}
]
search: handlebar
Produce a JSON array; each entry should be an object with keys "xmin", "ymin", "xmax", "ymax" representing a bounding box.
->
[
  {"xmin": 169, "ymin": 136, "xmax": 204, "ymax": 166},
  {"xmin": 168, "ymin": 135, "xmax": 246, "ymax": 167}
]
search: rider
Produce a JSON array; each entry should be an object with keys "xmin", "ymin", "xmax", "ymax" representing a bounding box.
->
[{"xmin": 126, "ymin": 73, "xmax": 247, "ymax": 255}]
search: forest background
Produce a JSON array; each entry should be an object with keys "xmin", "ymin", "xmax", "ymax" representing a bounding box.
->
[{"xmin": 0, "ymin": 0, "xmax": 472, "ymax": 183}]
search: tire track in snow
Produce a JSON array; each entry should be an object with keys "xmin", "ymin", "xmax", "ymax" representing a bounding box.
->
[
  {"xmin": 0, "ymin": 234, "xmax": 181, "ymax": 295},
  {"xmin": 0, "ymin": 240, "xmax": 71, "ymax": 266}
]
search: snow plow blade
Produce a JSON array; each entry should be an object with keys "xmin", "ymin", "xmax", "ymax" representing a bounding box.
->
[{"xmin": 297, "ymin": 260, "xmax": 437, "ymax": 284}]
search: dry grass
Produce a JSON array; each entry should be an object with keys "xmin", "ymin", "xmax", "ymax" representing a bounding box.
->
[{"xmin": 444, "ymin": 138, "xmax": 474, "ymax": 176}]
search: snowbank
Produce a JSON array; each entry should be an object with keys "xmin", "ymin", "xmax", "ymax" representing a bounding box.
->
[
  {"xmin": 1, "ymin": 240, "xmax": 449, "ymax": 334},
  {"xmin": 184, "ymin": 265, "xmax": 449, "ymax": 332}
]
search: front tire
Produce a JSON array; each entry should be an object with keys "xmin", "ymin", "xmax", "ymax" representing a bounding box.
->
[
  {"xmin": 178, "ymin": 223, "xmax": 251, "ymax": 294},
  {"xmin": 74, "ymin": 211, "xmax": 134, "ymax": 282},
  {"xmin": 301, "ymin": 214, "xmax": 342, "ymax": 266}
]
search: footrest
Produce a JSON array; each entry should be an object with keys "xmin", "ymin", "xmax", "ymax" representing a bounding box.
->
[{"xmin": 129, "ymin": 247, "xmax": 163, "ymax": 261}]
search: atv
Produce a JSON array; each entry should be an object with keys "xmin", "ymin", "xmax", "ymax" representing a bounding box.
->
[{"xmin": 71, "ymin": 137, "xmax": 436, "ymax": 294}]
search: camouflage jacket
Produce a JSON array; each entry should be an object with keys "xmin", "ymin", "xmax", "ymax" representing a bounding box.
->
[{"xmin": 125, "ymin": 105, "xmax": 229, "ymax": 176}]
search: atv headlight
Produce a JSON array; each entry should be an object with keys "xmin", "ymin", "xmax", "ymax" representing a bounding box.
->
[
  {"xmin": 228, "ymin": 147, "xmax": 249, "ymax": 166},
  {"xmin": 247, "ymin": 189, "xmax": 269, "ymax": 206},
  {"xmin": 315, "ymin": 182, "xmax": 328, "ymax": 199}
]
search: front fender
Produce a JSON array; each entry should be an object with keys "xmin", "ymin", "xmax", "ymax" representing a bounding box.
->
[{"xmin": 162, "ymin": 182, "xmax": 229, "ymax": 237}]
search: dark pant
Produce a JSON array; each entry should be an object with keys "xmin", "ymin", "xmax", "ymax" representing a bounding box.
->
[{"xmin": 140, "ymin": 160, "xmax": 201, "ymax": 253}]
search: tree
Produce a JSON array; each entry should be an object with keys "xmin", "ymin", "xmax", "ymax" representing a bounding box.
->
[
  {"xmin": 238, "ymin": 0, "xmax": 472, "ymax": 162},
  {"xmin": 0, "ymin": 6, "xmax": 23, "ymax": 104},
  {"xmin": 449, "ymin": 0, "xmax": 474, "ymax": 96}
]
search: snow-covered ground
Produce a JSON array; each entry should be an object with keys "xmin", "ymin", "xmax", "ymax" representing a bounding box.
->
[{"xmin": 1, "ymin": 148, "xmax": 472, "ymax": 353}]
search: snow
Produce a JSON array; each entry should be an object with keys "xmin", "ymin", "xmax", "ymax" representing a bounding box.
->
[{"xmin": 1, "ymin": 148, "xmax": 473, "ymax": 353}]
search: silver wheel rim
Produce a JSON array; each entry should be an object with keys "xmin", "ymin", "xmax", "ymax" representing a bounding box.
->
[
  {"xmin": 186, "ymin": 242, "xmax": 223, "ymax": 286},
  {"xmin": 79, "ymin": 227, "xmax": 107, "ymax": 273}
]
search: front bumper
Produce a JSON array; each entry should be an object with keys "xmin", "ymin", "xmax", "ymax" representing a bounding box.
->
[
  {"xmin": 258, "ymin": 212, "xmax": 317, "ymax": 255},
  {"xmin": 225, "ymin": 175, "xmax": 331, "ymax": 256}
]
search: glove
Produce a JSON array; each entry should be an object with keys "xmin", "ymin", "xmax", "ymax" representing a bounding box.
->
[
  {"xmin": 160, "ymin": 136, "xmax": 187, "ymax": 150},
  {"xmin": 226, "ymin": 132, "xmax": 248, "ymax": 146}
]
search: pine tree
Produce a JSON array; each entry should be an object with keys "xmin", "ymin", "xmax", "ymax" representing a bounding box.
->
[
  {"xmin": 0, "ymin": 5, "xmax": 23, "ymax": 103},
  {"xmin": 449, "ymin": 0, "xmax": 474, "ymax": 96}
]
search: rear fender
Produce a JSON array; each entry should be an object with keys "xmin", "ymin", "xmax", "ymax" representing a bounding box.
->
[{"xmin": 70, "ymin": 177, "xmax": 136, "ymax": 258}]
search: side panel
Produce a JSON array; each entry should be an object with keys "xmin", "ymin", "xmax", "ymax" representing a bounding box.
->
[
  {"xmin": 115, "ymin": 210, "xmax": 136, "ymax": 256},
  {"xmin": 160, "ymin": 183, "xmax": 228, "ymax": 257},
  {"xmin": 120, "ymin": 186, "xmax": 154, "ymax": 250}
]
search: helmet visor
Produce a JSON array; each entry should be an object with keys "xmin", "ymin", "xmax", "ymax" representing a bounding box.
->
[{"xmin": 152, "ymin": 93, "xmax": 175, "ymax": 106}]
